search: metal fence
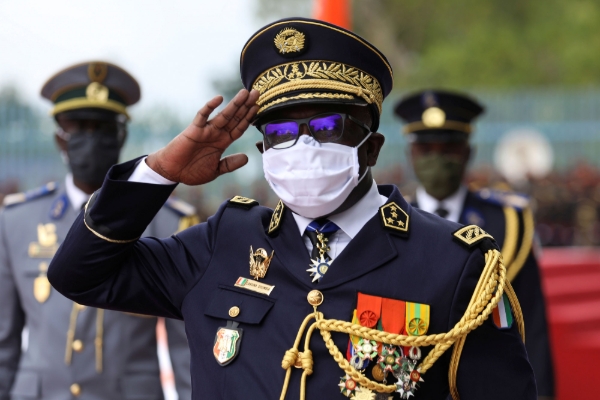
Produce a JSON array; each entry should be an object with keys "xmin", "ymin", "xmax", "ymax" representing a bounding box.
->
[{"xmin": 1, "ymin": 88, "xmax": 600, "ymax": 210}]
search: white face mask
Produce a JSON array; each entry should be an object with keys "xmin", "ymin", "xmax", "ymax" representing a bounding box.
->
[{"xmin": 262, "ymin": 133, "xmax": 372, "ymax": 218}]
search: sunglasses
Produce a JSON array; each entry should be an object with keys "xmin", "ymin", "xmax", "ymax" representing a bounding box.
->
[{"xmin": 259, "ymin": 113, "xmax": 371, "ymax": 149}]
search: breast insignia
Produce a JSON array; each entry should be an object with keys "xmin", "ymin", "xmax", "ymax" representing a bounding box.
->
[
  {"xmin": 249, "ymin": 246, "xmax": 274, "ymax": 280},
  {"xmin": 29, "ymin": 223, "xmax": 60, "ymax": 258},
  {"xmin": 453, "ymin": 224, "xmax": 494, "ymax": 248},
  {"xmin": 379, "ymin": 202, "xmax": 409, "ymax": 235}
]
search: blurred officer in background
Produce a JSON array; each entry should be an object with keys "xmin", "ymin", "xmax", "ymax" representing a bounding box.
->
[
  {"xmin": 395, "ymin": 89, "xmax": 554, "ymax": 399},
  {"xmin": 0, "ymin": 61, "xmax": 196, "ymax": 400}
]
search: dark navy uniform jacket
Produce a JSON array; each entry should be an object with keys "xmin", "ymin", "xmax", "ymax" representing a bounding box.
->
[
  {"xmin": 460, "ymin": 190, "xmax": 554, "ymax": 397},
  {"xmin": 48, "ymin": 158, "xmax": 536, "ymax": 400}
]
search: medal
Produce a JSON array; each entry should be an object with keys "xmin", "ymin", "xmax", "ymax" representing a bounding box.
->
[
  {"xmin": 307, "ymin": 232, "xmax": 332, "ymax": 282},
  {"xmin": 213, "ymin": 321, "xmax": 243, "ymax": 366},
  {"xmin": 249, "ymin": 246, "xmax": 274, "ymax": 280},
  {"xmin": 393, "ymin": 346, "xmax": 424, "ymax": 399},
  {"xmin": 377, "ymin": 345, "xmax": 401, "ymax": 373},
  {"xmin": 338, "ymin": 374, "xmax": 358, "ymax": 398},
  {"xmin": 33, "ymin": 262, "xmax": 51, "ymax": 303}
]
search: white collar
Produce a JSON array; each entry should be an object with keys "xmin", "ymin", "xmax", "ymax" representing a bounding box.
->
[
  {"xmin": 292, "ymin": 180, "xmax": 388, "ymax": 238},
  {"xmin": 415, "ymin": 185, "xmax": 468, "ymax": 223},
  {"xmin": 65, "ymin": 174, "xmax": 91, "ymax": 211}
]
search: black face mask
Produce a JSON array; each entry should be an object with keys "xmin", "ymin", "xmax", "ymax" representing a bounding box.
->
[{"xmin": 67, "ymin": 133, "xmax": 121, "ymax": 187}]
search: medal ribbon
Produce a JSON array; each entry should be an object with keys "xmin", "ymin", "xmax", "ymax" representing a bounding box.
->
[
  {"xmin": 381, "ymin": 297, "xmax": 405, "ymax": 335},
  {"xmin": 356, "ymin": 292, "xmax": 382, "ymax": 328}
]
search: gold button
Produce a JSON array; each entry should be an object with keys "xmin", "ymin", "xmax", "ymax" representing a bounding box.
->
[
  {"xmin": 72, "ymin": 340, "xmax": 83, "ymax": 352},
  {"xmin": 70, "ymin": 383, "xmax": 81, "ymax": 396},
  {"xmin": 228, "ymin": 306, "xmax": 240, "ymax": 318},
  {"xmin": 307, "ymin": 290, "xmax": 324, "ymax": 306}
]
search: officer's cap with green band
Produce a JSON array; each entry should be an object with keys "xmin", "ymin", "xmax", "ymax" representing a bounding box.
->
[{"xmin": 41, "ymin": 61, "xmax": 140, "ymax": 119}]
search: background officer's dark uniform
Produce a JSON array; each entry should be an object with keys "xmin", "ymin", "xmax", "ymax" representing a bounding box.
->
[
  {"xmin": 47, "ymin": 19, "xmax": 536, "ymax": 400},
  {"xmin": 395, "ymin": 90, "xmax": 554, "ymax": 398},
  {"xmin": 0, "ymin": 62, "xmax": 196, "ymax": 400}
]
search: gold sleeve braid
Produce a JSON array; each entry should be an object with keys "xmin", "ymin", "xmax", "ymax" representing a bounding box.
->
[{"xmin": 279, "ymin": 249, "xmax": 526, "ymax": 400}]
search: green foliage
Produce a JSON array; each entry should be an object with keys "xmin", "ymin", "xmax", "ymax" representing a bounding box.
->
[{"xmin": 353, "ymin": 0, "xmax": 600, "ymax": 89}]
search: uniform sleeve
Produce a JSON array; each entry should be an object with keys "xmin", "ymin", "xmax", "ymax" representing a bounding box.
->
[
  {"xmin": 48, "ymin": 158, "xmax": 223, "ymax": 319},
  {"xmin": 450, "ymin": 247, "xmax": 537, "ymax": 400},
  {"xmin": 511, "ymin": 253, "xmax": 555, "ymax": 397},
  {"xmin": 0, "ymin": 211, "xmax": 25, "ymax": 400},
  {"xmin": 164, "ymin": 318, "xmax": 191, "ymax": 400}
]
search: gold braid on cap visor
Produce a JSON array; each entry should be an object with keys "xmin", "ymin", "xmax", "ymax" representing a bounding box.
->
[{"xmin": 252, "ymin": 61, "xmax": 384, "ymax": 115}]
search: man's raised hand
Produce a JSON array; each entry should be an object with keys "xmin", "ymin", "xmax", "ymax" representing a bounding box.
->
[{"xmin": 146, "ymin": 89, "xmax": 260, "ymax": 185}]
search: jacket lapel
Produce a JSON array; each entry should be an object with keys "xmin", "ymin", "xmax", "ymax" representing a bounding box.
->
[{"xmin": 265, "ymin": 185, "xmax": 411, "ymax": 290}]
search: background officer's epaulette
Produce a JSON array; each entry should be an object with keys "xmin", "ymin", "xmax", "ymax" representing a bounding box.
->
[
  {"xmin": 475, "ymin": 188, "xmax": 530, "ymax": 211},
  {"xmin": 165, "ymin": 197, "xmax": 197, "ymax": 217},
  {"xmin": 227, "ymin": 195, "xmax": 259, "ymax": 210},
  {"xmin": 3, "ymin": 182, "xmax": 57, "ymax": 208},
  {"xmin": 453, "ymin": 224, "xmax": 498, "ymax": 252}
]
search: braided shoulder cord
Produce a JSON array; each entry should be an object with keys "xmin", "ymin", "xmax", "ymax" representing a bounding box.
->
[{"xmin": 279, "ymin": 249, "xmax": 524, "ymax": 400}]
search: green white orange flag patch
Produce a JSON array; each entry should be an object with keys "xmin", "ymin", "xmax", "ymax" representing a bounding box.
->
[{"xmin": 492, "ymin": 294, "xmax": 513, "ymax": 329}]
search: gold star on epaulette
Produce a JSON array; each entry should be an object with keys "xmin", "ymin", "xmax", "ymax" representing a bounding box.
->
[
  {"xmin": 453, "ymin": 225, "xmax": 494, "ymax": 247},
  {"xmin": 227, "ymin": 195, "xmax": 259, "ymax": 210},
  {"xmin": 380, "ymin": 202, "xmax": 409, "ymax": 234},
  {"xmin": 268, "ymin": 200, "xmax": 285, "ymax": 235}
]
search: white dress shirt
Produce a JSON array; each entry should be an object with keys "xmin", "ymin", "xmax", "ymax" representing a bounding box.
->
[
  {"xmin": 415, "ymin": 185, "xmax": 467, "ymax": 223},
  {"xmin": 128, "ymin": 158, "xmax": 388, "ymax": 260},
  {"xmin": 65, "ymin": 173, "xmax": 91, "ymax": 211}
]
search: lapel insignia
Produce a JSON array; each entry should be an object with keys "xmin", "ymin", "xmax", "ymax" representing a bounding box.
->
[
  {"xmin": 268, "ymin": 200, "xmax": 285, "ymax": 235},
  {"xmin": 453, "ymin": 224, "xmax": 494, "ymax": 247},
  {"xmin": 213, "ymin": 321, "xmax": 243, "ymax": 366},
  {"xmin": 28, "ymin": 223, "xmax": 60, "ymax": 258},
  {"xmin": 33, "ymin": 262, "xmax": 51, "ymax": 303},
  {"xmin": 379, "ymin": 202, "xmax": 409, "ymax": 235},
  {"xmin": 249, "ymin": 246, "xmax": 274, "ymax": 280},
  {"xmin": 228, "ymin": 195, "xmax": 258, "ymax": 209}
]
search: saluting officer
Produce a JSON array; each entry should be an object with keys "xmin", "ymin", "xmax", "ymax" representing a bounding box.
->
[
  {"xmin": 0, "ymin": 61, "xmax": 196, "ymax": 400},
  {"xmin": 48, "ymin": 19, "xmax": 536, "ymax": 400},
  {"xmin": 394, "ymin": 90, "xmax": 554, "ymax": 399}
]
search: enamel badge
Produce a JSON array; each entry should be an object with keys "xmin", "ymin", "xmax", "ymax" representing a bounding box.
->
[
  {"xmin": 213, "ymin": 321, "xmax": 243, "ymax": 366},
  {"xmin": 249, "ymin": 246, "xmax": 274, "ymax": 280}
]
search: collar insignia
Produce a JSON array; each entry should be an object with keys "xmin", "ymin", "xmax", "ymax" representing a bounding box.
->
[
  {"xmin": 380, "ymin": 202, "xmax": 409, "ymax": 235},
  {"xmin": 268, "ymin": 200, "xmax": 285, "ymax": 235},
  {"xmin": 228, "ymin": 195, "xmax": 258, "ymax": 210},
  {"xmin": 453, "ymin": 224, "xmax": 494, "ymax": 247}
]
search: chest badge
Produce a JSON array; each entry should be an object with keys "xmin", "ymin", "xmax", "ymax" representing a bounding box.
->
[
  {"xmin": 33, "ymin": 262, "xmax": 51, "ymax": 303},
  {"xmin": 29, "ymin": 223, "xmax": 60, "ymax": 258},
  {"xmin": 213, "ymin": 321, "xmax": 243, "ymax": 366},
  {"xmin": 249, "ymin": 246, "xmax": 274, "ymax": 280}
]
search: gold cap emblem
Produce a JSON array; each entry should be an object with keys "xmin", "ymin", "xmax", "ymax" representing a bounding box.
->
[
  {"xmin": 86, "ymin": 82, "xmax": 109, "ymax": 103},
  {"xmin": 422, "ymin": 107, "xmax": 446, "ymax": 128},
  {"xmin": 274, "ymin": 27, "xmax": 306, "ymax": 54}
]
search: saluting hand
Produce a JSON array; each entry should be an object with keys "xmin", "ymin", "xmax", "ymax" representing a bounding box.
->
[{"xmin": 146, "ymin": 89, "xmax": 260, "ymax": 185}]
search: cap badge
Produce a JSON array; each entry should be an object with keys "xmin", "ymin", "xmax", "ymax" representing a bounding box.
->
[
  {"xmin": 274, "ymin": 27, "xmax": 305, "ymax": 54},
  {"xmin": 88, "ymin": 62, "xmax": 108, "ymax": 83},
  {"xmin": 86, "ymin": 82, "xmax": 109, "ymax": 103},
  {"xmin": 422, "ymin": 107, "xmax": 446, "ymax": 128}
]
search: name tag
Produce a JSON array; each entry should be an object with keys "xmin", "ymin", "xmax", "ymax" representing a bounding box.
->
[{"xmin": 234, "ymin": 277, "xmax": 274, "ymax": 296}]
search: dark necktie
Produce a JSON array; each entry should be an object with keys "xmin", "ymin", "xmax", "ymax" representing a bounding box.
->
[
  {"xmin": 305, "ymin": 219, "xmax": 340, "ymax": 260},
  {"xmin": 434, "ymin": 206, "xmax": 449, "ymax": 219}
]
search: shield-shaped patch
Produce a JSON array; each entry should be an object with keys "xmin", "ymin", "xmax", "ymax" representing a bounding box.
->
[{"xmin": 213, "ymin": 323, "xmax": 243, "ymax": 366}]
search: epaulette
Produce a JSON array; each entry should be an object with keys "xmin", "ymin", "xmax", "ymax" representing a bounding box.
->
[
  {"xmin": 453, "ymin": 224, "xmax": 498, "ymax": 252},
  {"xmin": 3, "ymin": 182, "xmax": 57, "ymax": 208},
  {"xmin": 165, "ymin": 197, "xmax": 197, "ymax": 217},
  {"xmin": 227, "ymin": 195, "xmax": 259, "ymax": 210},
  {"xmin": 475, "ymin": 188, "xmax": 529, "ymax": 211}
]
